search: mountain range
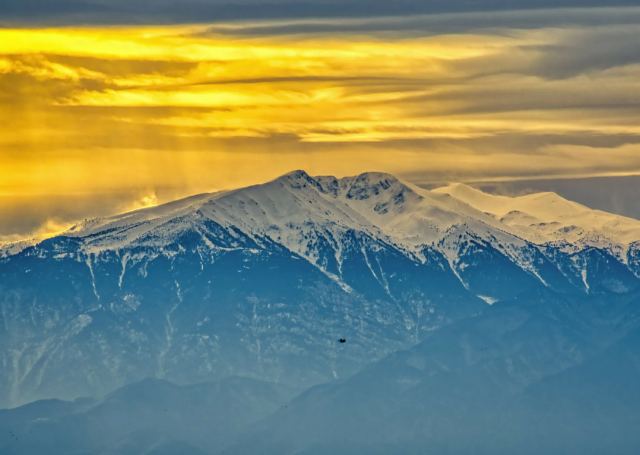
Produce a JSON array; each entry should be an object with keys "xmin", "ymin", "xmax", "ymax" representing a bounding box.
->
[{"xmin": 1, "ymin": 170, "xmax": 639, "ymax": 454}]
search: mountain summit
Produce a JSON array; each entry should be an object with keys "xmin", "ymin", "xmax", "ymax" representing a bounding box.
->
[{"xmin": 0, "ymin": 171, "xmax": 639, "ymax": 407}]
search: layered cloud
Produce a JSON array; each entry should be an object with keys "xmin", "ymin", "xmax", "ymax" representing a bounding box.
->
[
  {"xmin": 1, "ymin": 6, "xmax": 640, "ymax": 240},
  {"xmin": 3, "ymin": 1, "xmax": 640, "ymax": 24}
]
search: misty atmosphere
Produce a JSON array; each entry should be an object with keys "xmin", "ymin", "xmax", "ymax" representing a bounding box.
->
[{"xmin": 2, "ymin": 0, "xmax": 640, "ymax": 453}]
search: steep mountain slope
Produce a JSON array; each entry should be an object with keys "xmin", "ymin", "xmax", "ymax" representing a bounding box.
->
[{"xmin": 0, "ymin": 171, "xmax": 639, "ymax": 407}]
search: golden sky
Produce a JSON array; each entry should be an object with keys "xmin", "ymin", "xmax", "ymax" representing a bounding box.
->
[{"xmin": 2, "ymin": 9, "xmax": 640, "ymax": 241}]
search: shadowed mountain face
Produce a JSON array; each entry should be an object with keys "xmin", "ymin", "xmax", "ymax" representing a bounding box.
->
[
  {"xmin": 0, "ymin": 226, "xmax": 481, "ymax": 408},
  {"xmin": 1, "ymin": 171, "xmax": 639, "ymax": 408},
  {"xmin": 225, "ymin": 291, "xmax": 640, "ymax": 455},
  {"xmin": 2, "ymin": 292, "xmax": 639, "ymax": 455}
]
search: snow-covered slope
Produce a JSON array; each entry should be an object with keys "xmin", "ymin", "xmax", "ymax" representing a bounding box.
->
[
  {"xmin": 6, "ymin": 169, "xmax": 638, "ymax": 300},
  {"xmin": 63, "ymin": 171, "xmax": 640, "ymax": 256},
  {"xmin": 64, "ymin": 172, "xmax": 509, "ymax": 244},
  {"xmin": 434, "ymin": 182, "xmax": 640, "ymax": 252},
  {"xmin": 54, "ymin": 170, "xmax": 640, "ymax": 292},
  {"xmin": 0, "ymin": 238, "xmax": 37, "ymax": 258}
]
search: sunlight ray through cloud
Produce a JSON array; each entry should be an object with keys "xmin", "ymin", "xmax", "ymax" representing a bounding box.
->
[{"xmin": 2, "ymin": 9, "xmax": 640, "ymax": 239}]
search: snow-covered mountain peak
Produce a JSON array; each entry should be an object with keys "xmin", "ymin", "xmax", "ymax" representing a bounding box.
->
[
  {"xmin": 5, "ymin": 171, "xmax": 640, "ymax": 270},
  {"xmin": 271, "ymin": 169, "xmax": 320, "ymax": 190},
  {"xmin": 4, "ymin": 173, "xmax": 640, "ymax": 412},
  {"xmin": 342, "ymin": 172, "xmax": 402, "ymax": 199},
  {"xmin": 434, "ymin": 182, "xmax": 640, "ymax": 248},
  {"xmin": 340, "ymin": 173, "xmax": 421, "ymax": 211},
  {"xmin": 434, "ymin": 183, "xmax": 589, "ymax": 222},
  {"xmin": 265, "ymin": 170, "xmax": 426, "ymax": 226},
  {"xmin": 260, "ymin": 170, "xmax": 415, "ymax": 208}
]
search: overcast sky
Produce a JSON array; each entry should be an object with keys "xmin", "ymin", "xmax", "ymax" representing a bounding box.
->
[{"xmin": 1, "ymin": 2, "xmax": 640, "ymax": 240}]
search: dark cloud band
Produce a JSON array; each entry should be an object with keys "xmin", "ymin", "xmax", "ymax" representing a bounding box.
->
[{"xmin": 2, "ymin": 0, "xmax": 640, "ymax": 25}]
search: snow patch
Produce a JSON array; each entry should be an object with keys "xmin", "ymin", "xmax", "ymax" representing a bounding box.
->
[{"xmin": 477, "ymin": 295, "xmax": 498, "ymax": 305}]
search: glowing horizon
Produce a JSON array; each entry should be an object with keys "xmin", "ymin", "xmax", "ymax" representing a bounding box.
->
[{"xmin": 2, "ymin": 8, "xmax": 640, "ymax": 241}]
